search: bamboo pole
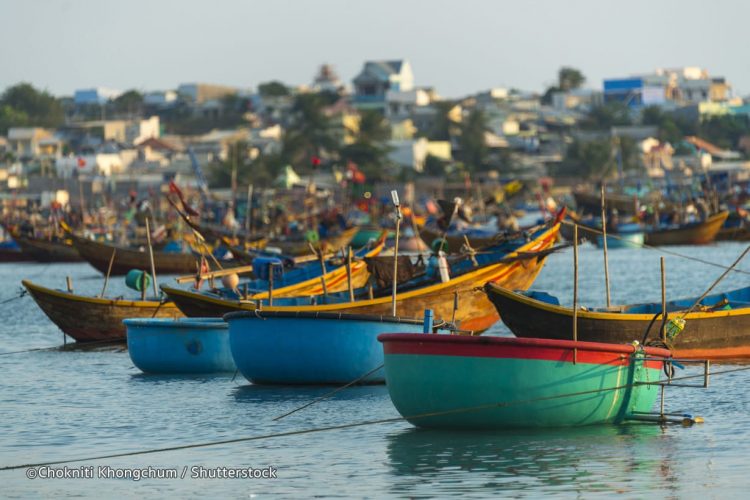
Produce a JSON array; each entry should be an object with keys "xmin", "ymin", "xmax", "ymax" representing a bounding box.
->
[
  {"xmin": 346, "ymin": 246, "xmax": 354, "ymax": 302},
  {"xmin": 600, "ymin": 184, "xmax": 611, "ymax": 308},
  {"xmin": 66, "ymin": 276, "xmax": 73, "ymax": 293},
  {"xmin": 317, "ymin": 250, "xmax": 329, "ymax": 297},
  {"xmin": 100, "ymin": 248, "xmax": 116, "ymax": 297},
  {"xmin": 573, "ymin": 225, "xmax": 579, "ymax": 364},
  {"xmin": 145, "ymin": 218, "xmax": 158, "ymax": 299},
  {"xmin": 268, "ymin": 262, "xmax": 275, "ymax": 306}
]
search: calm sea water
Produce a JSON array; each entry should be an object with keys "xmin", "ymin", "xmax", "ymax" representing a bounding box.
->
[{"xmin": 2, "ymin": 242, "xmax": 750, "ymax": 498}]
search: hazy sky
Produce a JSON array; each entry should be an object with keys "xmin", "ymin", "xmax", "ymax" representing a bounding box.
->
[{"xmin": 1, "ymin": 0, "xmax": 747, "ymax": 98}]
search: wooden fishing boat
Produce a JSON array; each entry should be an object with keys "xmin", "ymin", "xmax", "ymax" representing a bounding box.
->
[
  {"xmin": 378, "ymin": 333, "xmax": 669, "ymax": 428},
  {"xmin": 224, "ymin": 311, "xmax": 429, "ymax": 384},
  {"xmin": 249, "ymin": 237, "xmax": 385, "ymax": 299},
  {"xmin": 23, "ymin": 280, "xmax": 183, "ymax": 342},
  {"xmin": 644, "ymin": 211, "xmax": 728, "ymax": 246},
  {"xmin": 573, "ymin": 189, "xmax": 665, "ymax": 215},
  {"xmin": 594, "ymin": 223, "xmax": 645, "ymax": 249},
  {"xmin": 70, "ymin": 233, "xmax": 199, "ymax": 275},
  {"xmin": 0, "ymin": 241, "xmax": 33, "ymax": 262},
  {"xmin": 485, "ymin": 282, "xmax": 750, "ymax": 360},
  {"xmin": 124, "ymin": 318, "xmax": 235, "ymax": 374},
  {"xmin": 418, "ymin": 226, "xmax": 498, "ymax": 253},
  {"xmin": 269, "ymin": 227, "xmax": 358, "ymax": 256},
  {"xmin": 13, "ymin": 235, "xmax": 82, "ymax": 262},
  {"xmin": 161, "ymin": 223, "xmax": 561, "ymax": 332}
]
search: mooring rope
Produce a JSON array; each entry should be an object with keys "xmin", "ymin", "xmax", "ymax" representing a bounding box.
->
[
  {"xmin": 0, "ymin": 338, "xmax": 125, "ymax": 356},
  {"xmin": 2, "ymin": 363, "xmax": 748, "ymax": 472},
  {"xmin": 562, "ymin": 220, "xmax": 750, "ymax": 276},
  {"xmin": 0, "ymin": 288, "xmax": 27, "ymax": 305}
]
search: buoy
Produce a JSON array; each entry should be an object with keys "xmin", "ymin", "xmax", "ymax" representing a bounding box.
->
[
  {"xmin": 222, "ymin": 273, "xmax": 240, "ymax": 290},
  {"xmin": 125, "ymin": 270, "xmax": 152, "ymax": 292}
]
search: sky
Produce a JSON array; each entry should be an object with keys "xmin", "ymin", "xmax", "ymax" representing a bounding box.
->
[{"xmin": 0, "ymin": 0, "xmax": 748, "ymax": 99}]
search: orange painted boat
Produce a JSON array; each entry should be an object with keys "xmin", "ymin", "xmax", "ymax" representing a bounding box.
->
[{"xmin": 644, "ymin": 211, "xmax": 728, "ymax": 246}]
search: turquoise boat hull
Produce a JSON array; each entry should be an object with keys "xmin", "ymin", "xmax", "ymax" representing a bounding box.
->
[
  {"xmin": 224, "ymin": 312, "xmax": 427, "ymax": 385},
  {"xmin": 124, "ymin": 318, "xmax": 235, "ymax": 374},
  {"xmin": 379, "ymin": 334, "xmax": 670, "ymax": 428},
  {"xmin": 594, "ymin": 231, "xmax": 644, "ymax": 249}
]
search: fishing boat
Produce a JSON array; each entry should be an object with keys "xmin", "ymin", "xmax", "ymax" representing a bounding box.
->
[
  {"xmin": 162, "ymin": 222, "xmax": 561, "ymax": 332},
  {"xmin": 485, "ymin": 282, "xmax": 750, "ymax": 360},
  {"xmin": 23, "ymin": 280, "xmax": 183, "ymax": 342},
  {"xmin": 224, "ymin": 311, "xmax": 429, "ymax": 384},
  {"xmin": 418, "ymin": 226, "xmax": 498, "ymax": 253},
  {"xmin": 124, "ymin": 318, "xmax": 235, "ymax": 374},
  {"xmin": 378, "ymin": 333, "xmax": 670, "ymax": 428},
  {"xmin": 70, "ymin": 233, "xmax": 200, "ymax": 275},
  {"xmin": 269, "ymin": 226, "xmax": 358, "ymax": 256},
  {"xmin": 0, "ymin": 239, "xmax": 32, "ymax": 262},
  {"xmin": 644, "ymin": 211, "xmax": 728, "ymax": 246},
  {"xmin": 13, "ymin": 235, "xmax": 82, "ymax": 262},
  {"xmin": 594, "ymin": 223, "xmax": 645, "ymax": 249}
]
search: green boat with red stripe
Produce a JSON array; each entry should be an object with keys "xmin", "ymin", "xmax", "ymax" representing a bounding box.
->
[{"xmin": 378, "ymin": 334, "xmax": 671, "ymax": 428}]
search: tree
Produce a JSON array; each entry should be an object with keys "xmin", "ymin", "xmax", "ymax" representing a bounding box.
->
[
  {"xmin": 558, "ymin": 67, "xmax": 585, "ymax": 91},
  {"xmin": 340, "ymin": 110, "xmax": 392, "ymax": 182},
  {"xmin": 112, "ymin": 90, "xmax": 144, "ymax": 117},
  {"xmin": 557, "ymin": 138, "xmax": 613, "ymax": 179},
  {"xmin": 456, "ymin": 109, "xmax": 489, "ymax": 172},
  {"xmin": 0, "ymin": 83, "xmax": 64, "ymax": 133},
  {"xmin": 426, "ymin": 101, "xmax": 458, "ymax": 140},
  {"xmin": 281, "ymin": 92, "xmax": 338, "ymax": 168},
  {"xmin": 580, "ymin": 102, "xmax": 632, "ymax": 130},
  {"xmin": 258, "ymin": 81, "xmax": 290, "ymax": 97}
]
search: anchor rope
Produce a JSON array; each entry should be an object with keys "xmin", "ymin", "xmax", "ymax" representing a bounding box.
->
[{"xmin": 2, "ymin": 362, "xmax": 748, "ymax": 471}]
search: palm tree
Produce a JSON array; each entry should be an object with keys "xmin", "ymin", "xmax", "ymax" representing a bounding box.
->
[
  {"xmin": 281, "ymin": 93, "xmax": 338, "ymax": 169},
  {"xmin": 340, "ymin": 110, "xmax": 392, "ymax": 181},
  {"xmin": 456, "ymin": 109, "xmax": 489, "ymax": 172}
]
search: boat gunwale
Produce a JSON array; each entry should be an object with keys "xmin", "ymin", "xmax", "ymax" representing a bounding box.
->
[{"xmin": 22, "ymin": 279, "xmax": 171, "ymax": 308}]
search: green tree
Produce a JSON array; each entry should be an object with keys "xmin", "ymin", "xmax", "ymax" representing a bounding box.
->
[
  {"xmin": 456, "ymin": 109, "xmax": 488, "ymax": 172},
  {"xmin": 558, "ymin": 67, "xmax": 585, "ymax": 91},
  {"xmin": 426, "ymin": 101, "xmax": 458, "ymax": 140},
  {"xmin": 340, "ymin": 110, "xmax": 392, "ymax": 182},
  {"xmin": 258, "ymin": 81, "xmax": 290, "ymax": 97},
  {"xmin": 0, "ymin": 83, "xmax": 64, "ymax": 133},
  {"xmin": 558, "ymin": 138, "xmax": 613, "ymax": 179},
  {"xmin": 112, "ymin": 89, "xmax": 144, "ymax": 116},
  {"xmin": 281, "ymin": 92, "xmax": 338, "ymax": 168},
  {"xmin": 699, "ymin": 115, "xmax": 750, "ymax": 150},
  {"xmin": 580, "ymin": 102, "xmax": 632, "ymax": 130}
]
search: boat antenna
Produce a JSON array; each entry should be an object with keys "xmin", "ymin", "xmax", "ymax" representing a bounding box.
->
[{"xmin": 391, "ymin": 190, "xmax": 402, "ymax": 317}]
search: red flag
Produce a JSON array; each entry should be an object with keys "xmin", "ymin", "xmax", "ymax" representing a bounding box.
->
[
  {"xmin": 77, "ymin": 157, "xmax": 86, "ymax": 168},
  {"xmin": 169, "ymin": 181, "xmax": 199, "ymax": 217},
  {"xmin": 311, "ymin": 155, "xmax": 321, "ymax": 168}
]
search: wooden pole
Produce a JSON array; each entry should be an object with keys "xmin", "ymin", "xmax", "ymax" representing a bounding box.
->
[
  {"xmin": 661, "ymin": 257, "xmax": 667, "ymax": 341},
  {"xmin": 268, "ymin": 262, "xmax": 274, "ymax": 306},
  {"xmin": 573, "ymin": 225, "xmax": 579, "ymax": 364},
  {"xmin": 391, "ymin": 190, "xmax": 402, "ymax": 317},
  {"xmin": 100, "ymin": 248, "xmax": 116, "ymax": 297},
  {"xmin": 346, "ymin": 246, "xmax": 354, "ymax": 302},
  {"xmin": 317, "ymin": 251, "xmax": 329, "ymax": 297},
  {"xmin": 600, "ymin": 184, "xmax": 612, "ymax": 307},
  {"xmin": 145, "ymin": 218, "xmax": 158, "ymax": 299},
  {"xmin": 244, "ymin": 184, "xmax": 253, "ymax": 245},
  {"xmin": 66, "ymin": 276, "xmax": 73, "ymax": 293}
]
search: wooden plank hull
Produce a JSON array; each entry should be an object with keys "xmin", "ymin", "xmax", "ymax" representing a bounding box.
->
[
  {"xmin": 15, "ymin": 236, "xmax": 82, "ymax": 262},
  {"xmin": 71, "ymin": 234, "xmax": 198, "ymax": 275},
  {"xmin": 23, "ymin": 280, "xmax": 183, "ymax": 342},
  {"xmin": 485, "ymin": 283, "xmax": 750, "ymax": 360},
  {"xmin": 644, "ymin": 211, "xmax": 728, "ymax": 246},
  {"xmin": 163, "ymin": 224, "xmax": 560, "ymax": 332}
]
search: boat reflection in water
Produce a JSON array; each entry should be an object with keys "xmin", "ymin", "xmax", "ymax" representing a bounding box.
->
[{"xmin": 385, "ymin": 425, "xmax": 679, "ymax": 497}]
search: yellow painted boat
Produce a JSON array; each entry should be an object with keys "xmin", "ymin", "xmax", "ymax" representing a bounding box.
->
[
  {"xmin": 162, "ymin": 223, "xmax": 560, "ymax": 332},
  {"xmin": 250, "ymin": 237, "xmax": 386, "ymax": 299}
]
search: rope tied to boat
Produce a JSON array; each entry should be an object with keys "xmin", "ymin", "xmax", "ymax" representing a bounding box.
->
[{"xmin": 0, "ymin": 288, "xmax": 27, "ymax": 305}]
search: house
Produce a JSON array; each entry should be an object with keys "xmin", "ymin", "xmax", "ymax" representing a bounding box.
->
[
  {"xmin": 312, "ymin": 64, "xmax": 343, "ymax": 94},
  {"xmin": 7, "ymin": 128, "xmax": 62, "ymax": 160},
  {"xmin": 74, "ymin": 87, "xmax": 123, "ymax": 105},
  {"xmin": 352, "ymin": 60, "xmax": 414, "ymax": 111},
  {"xmin": 387, "ymin": 137, "xmax": 452, "ymax": 172},
  {"xmin": 177, "ymin": 83, "xmax": 238, "ymax": 104},
  {"xmin": 385, "ymin": 88, "xmax": 433, "ymax": 120}
]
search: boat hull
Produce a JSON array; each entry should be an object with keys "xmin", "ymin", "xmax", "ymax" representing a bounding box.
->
[
  {"xmin": 71, "ymin": 234, "xmax": 198, "ymax": 275},
  {"xmin": 15, "ymin": 236, "xmax": 82, "ymax": 262},
  {"xmin": 644, "ymin": 211, "xmax": 728, "ymax": 246},
  {"xmin": 23, "ymin": 280, "xmax": 183, "ymax": 342},
  {"xmin": 379, "ymin": 334, "xmax": 668, "ymax": 428},
  {"xmin": 486, "ymin": 283, "xmax": 750, "ymax": 360},
  {"xmin": 271, "ymin": 227, "xmax": 358, "ymax": 256},
  {"xmin": 224, "ymin": 312, "xmax": 426, "ymax": 384},
  {"xmin": 124, "ymin": 318, "xmax": 235, "ymax": 373}
]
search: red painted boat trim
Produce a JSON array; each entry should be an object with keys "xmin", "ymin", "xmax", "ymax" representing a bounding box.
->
[{"xmin": 379, "ymin": 334, "xmax": 670, "ymax": 368}]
